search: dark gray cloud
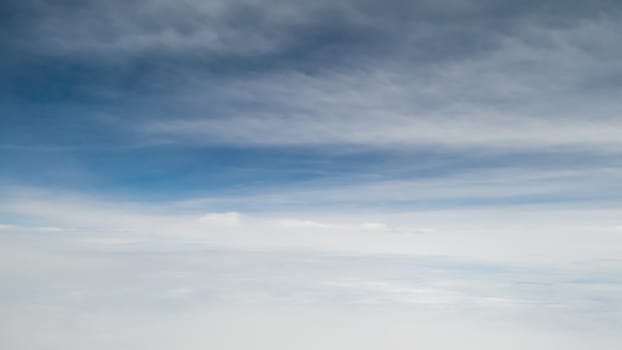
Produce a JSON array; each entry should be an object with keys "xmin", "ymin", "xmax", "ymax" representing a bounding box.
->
[
  {"xmin": 1, "ymin": 0, "xmax": 622, "ymax": 152},
  {"xmin": 2, "ymin": 0, "xmax": 618, "ymax": 99}
]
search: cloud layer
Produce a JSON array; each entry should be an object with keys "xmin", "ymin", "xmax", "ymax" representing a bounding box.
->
[{"xmin": 2, "ymin": 0, "xmax": 622, "ymax": 151}]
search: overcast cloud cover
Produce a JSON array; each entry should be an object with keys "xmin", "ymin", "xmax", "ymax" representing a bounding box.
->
[{"xmin": 1, "ymin": 0, "xmax": 622, "ymax": 349}]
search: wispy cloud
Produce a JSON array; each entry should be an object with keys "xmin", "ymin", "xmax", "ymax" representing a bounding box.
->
[
  {"xmin": 2, "ymin": 185, "xmax": 622, "ymax": 264},
  {"xmin": 131, "ymin": 14, "xmax": 622, "ymax": 151}
]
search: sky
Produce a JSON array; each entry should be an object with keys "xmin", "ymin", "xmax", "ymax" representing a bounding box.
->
[{"xmin": 1, "ymin": 0, "xmax": 622, "ymax": 348}]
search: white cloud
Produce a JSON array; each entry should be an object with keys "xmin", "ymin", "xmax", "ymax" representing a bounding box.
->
[
  {"xmin": 2, "ymin": 185, "xmax": 622, "ymax": 264},
  {"xmin": 2, "ymin": 197, "xmax": 621, "ymax": 349},
  {"xmin": 144, "ymin": 111, "xmax": 622, "ymax": 150},
  {"xmin": 198, "ymin": 212, "xmax": 244, "ymax": 226},
  {"xmin": 1, "ymin": 303, "xmax": 620, "ymax": 350}
]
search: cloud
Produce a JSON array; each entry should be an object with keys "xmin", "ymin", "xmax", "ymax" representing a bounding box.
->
[
  {"xmin": 198, "ymin": 212, "xmax": 244, "ymax": 226},
  {"xmin": 3, "ymin": 305, "xmax": 620, "ymax": 350},
  {"xmin": 3, "ymin": 0, "xmax": 621, "ymax": 154},
  {"xmin": 1, "ymin": 238, "xmax": 621, "ymax": 349},
  {"xmin": 144, "ymin": 111, "xmax": 622, "ymax": 150},
  {"xmin": 133, "ymin": 14, "xmax": 622, "ymax": 151},
  {"xmin": 2, "ymin": 1, "xmax": 622, "ymax": 348},
  {"xmin": 1, "ymin": 0, "xmax": 382, "ymax": 63},
  {"xmin": 171, "ymin": 165, "xmax": 622, "ymax": 211},
  {"xmin": 2, "ymin": 184, "xmax": 622, "ymax": 264}
]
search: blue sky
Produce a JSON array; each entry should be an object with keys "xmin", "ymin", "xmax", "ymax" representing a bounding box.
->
[{"xmin": 1, "ymin": 0, "xmax": 622, "ymax": 349}]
